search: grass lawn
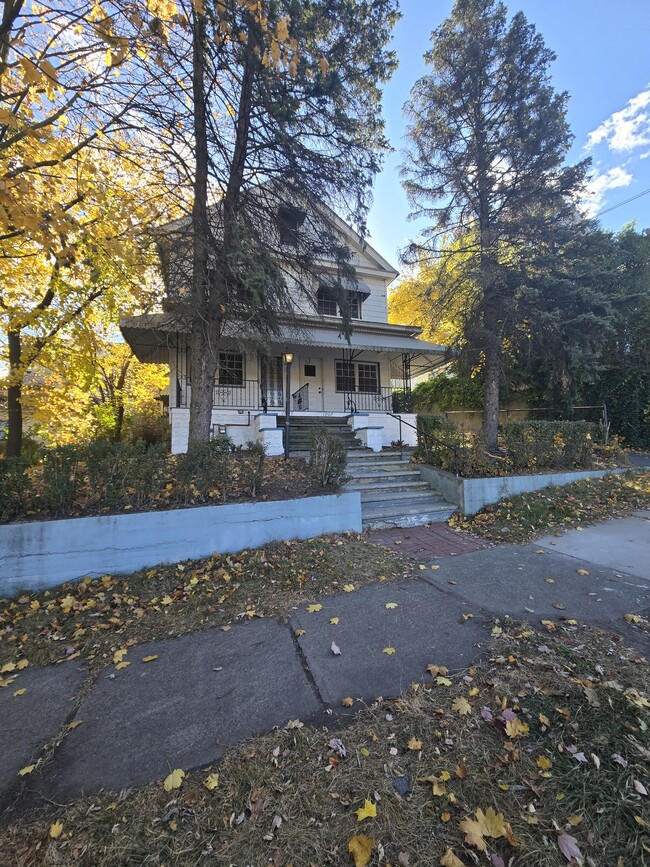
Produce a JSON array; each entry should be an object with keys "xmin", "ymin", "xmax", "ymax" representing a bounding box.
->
[
  {"xmin": 0, "ymin": 535, "xmax": 408, "ymax": 671},
  {"xmin": 1, "ymin": 621, "xmax": 648, "ymax": 866},
  {"xmin": 450, "ymin": 470, "xmax": 650, "ymax": 543}
]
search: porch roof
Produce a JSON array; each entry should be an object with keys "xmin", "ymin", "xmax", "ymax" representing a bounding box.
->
[{"xmin": 120, "ymin": 313, "xmax": 449, "ymax": 374}]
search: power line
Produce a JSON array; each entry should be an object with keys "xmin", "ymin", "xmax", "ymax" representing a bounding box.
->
[{"xmin": 596, "ymin": 185, "xmax": 650, "ymax": 217}]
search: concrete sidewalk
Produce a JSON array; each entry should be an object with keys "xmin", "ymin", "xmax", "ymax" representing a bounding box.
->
[{"xmin": 2, "ymin": 516, "xmax": 648, "ymax": 809}]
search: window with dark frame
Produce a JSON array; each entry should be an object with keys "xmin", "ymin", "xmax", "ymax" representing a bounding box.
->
[
  {"xmin": 317, "ymin": 287, "xmax": 362, "ymax": 319},
  {"xmin": 335, "ymin": 359, "xmax": 379, "ymax": 393},
  {"xmin": 357, "ymin": 362, "xmax": 379, "ymax": 393},
  {"xmin": 216, "ymin": 351, "xmax": 244, "ymax": 386},
  {"xmin": 335, "ymin": 360, "xmax": 356, "ymax": 392},
  {"xmin": 317, "ymin": 286, "xmax": 338, "ymax": 316},
  {"xmin": 277, "ymin": 205, "xmax": 300, "ymax": 247}
]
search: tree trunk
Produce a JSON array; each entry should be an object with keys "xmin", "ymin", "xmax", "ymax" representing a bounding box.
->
[
  {"xmin": 480, "ymin": 261, "xmax": 500, "ymax": 452},
  {"xmin": 6, "ymin": 328, "xmax": 23, "ymax": 457},
  {"xmin": 187, "ymin": 6, "xmax": 217, "ymax": 447},
  {"xmin": 483, "ymin": 336, "xmax": 500, "ymax": 452}
]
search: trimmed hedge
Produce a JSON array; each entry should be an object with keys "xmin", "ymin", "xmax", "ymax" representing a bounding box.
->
[
  {"xmin": 0, "ymin": 438, "xmax": 270, "ymax": 524},
  {"xmin": 416, "ymin": 416, "xmax": 623, "ymax": 478}
]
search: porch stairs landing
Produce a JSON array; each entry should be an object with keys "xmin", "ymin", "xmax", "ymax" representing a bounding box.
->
[{"xmin": 278, "ymin": 416, "xmax": 457, "ymax": 529}]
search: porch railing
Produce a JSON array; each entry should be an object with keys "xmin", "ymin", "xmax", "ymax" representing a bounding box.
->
[
  {"xmin": 212, "ymin": 380, "xmax": 261, "ymax": 409},
  {"xmin": 176, "ymin": 377, "xmax": 268, "ymax": 409},
  {"xmin": 292, "ymin": 383, "xmax": 309, "ymax": 411},
  {"xmin": 343, "ymin": 387, "xmax": 393, "ymax": 413}
]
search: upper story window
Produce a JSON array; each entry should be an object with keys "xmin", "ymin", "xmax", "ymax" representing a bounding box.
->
[
  {"xmin": 317, "ymin": 286, "xmax": 362, "ymax": 319},
  {"xmin": 217, "ymin": 351, "xmax": 244, "ymax": 386},
  {"xmin": 277, "ymin": 205, "xmax": 302, "ymax": 247},
  {"xmin": 317, "ymin": 286, "xmax": 338, "ymax": 316}
]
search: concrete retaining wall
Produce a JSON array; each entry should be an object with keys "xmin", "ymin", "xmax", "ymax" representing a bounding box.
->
[
  {"xmin": 0, "ymin": 492, "xmax": 362, "ymax": 597},
  {"xmin": 417, "ymin": 464, "xmax": 627, "ymax": 516}
]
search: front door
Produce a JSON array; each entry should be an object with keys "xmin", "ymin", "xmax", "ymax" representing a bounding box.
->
[
  {"xmin": 260, "ymin": 356, "xmax": 283, "ymax": 409},
  {"xmin": 299, "ymin": 357, "xmax": 324, "ymax": 412}
]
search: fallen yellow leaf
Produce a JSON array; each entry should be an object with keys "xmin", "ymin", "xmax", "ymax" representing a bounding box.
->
[
  {"xmin": 430, "ymin": 564, "xmax": 440, "ymax": 570},
  {"xmin": 385, "ymin": 603, "xmax": 398, "ymax": 609},
  {"xmin": 341, "ymin": 696, "xmax": 354, "ymax": 707},
  {"xmin": 330, "ymin": 617, "xmax": 340, "ymax": 625},
  {"xmin": 436, "ymin": 676, "xmax": 452, "ymax": 686},
  {"xmin": 161, "ymin": 595, "xmax": 173, "ymax": 605},
  {"xmin": 13, "ymin": 688, "xmax": 26, "ymax": 697},
  {"xmin": 306, "ymin": 604, "xmax": 322, "ymax": 613},
  {"xmin": 16, "ymin": 659, "xmax": 29, "ymax": 670},
  {"xmin": 452, "ymin": 696, "xmax": 472, "ymax": 716},
  {"xmin": 18, "ymin": 764, "xmax": 35, "ymax": 776},
  {"xmin": 355, "ymin": 799, "xmax": 377, "ymax": 821},
  {"xmin": 115, "ymin": 661, "xmax": 131, "ymax": 670},
  {"xmin": 505, "ymin": 717, "xmax": 529, "ymax": 738},
  {"xmin": 142, "ymin": 655, "xmax": 158, "ymax": 663},
  {"xmin": 407, "ymin": 737, "xmax": 423, "ymax": 751},
  {"xmin": 383, "ymin": 647, "xmax": 396, "ymax": 655},
  {"xmin": 458, "ymin": 816, "xmax": 487, "ymax": 851},
  {"xmin": 294, "ymin": 629, "xmax": 306, "ymax": 636},
  {"xmin": 348, "ymin": 834, "xmax": 375, "ymax": 867},
  {"xmin": 440, "ymin": 848, "xmax": 466, "ymax": 867},
  {"xmin": 163, "ymin": 769, "xmax": 185, "ymax": 791},
  {"xmin": 343, "ymin": 584, "xmax": 355, "ymax": 592},
  {"xmin": 49, "ymin": 821, "xmax": 63, "ymax": 839},
  {"xmin": 426, "ymin": 664, "xmax": 449, "ymax": 677},
  {"xmin": 203, "ymin": 772, "xmax": 219, "ymax": 791},
  {"xmin": 537, "ymin": 755, "xmax": 552, "ymax": 770},
  {"xmin": 221, "ymin": 625, "xmax": 231, "ymax": 631},
  {"xmin": 576, "ymin": 569, "xmax": 589, "ymax": 576}
]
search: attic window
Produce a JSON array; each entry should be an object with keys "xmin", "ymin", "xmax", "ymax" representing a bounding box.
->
[{"xmin": 277, "ymin": 205, "xmax": 302, "ymax": 247}]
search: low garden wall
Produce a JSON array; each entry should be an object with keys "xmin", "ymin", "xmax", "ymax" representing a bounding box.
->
[
  {"xmin": 0, "ymin": 492, "xmax": 362, "ymax": 596},
  {"xmin": 417, "ymin": 464, "xmax": 627, "ymax": 515}
]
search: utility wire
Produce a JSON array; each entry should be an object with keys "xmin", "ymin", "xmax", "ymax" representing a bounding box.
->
[{"xmin": 596, "ymin": 185, "xmax": 650, "ymax": 217}]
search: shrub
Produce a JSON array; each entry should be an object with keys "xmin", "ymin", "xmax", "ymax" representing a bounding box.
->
[
  {"xmin": 39, "ymin": 445, "xmax": 84, "ymax": 516},
  {"xmin": 86, "ymin": 440, "xmax": 168, "ymax": 510},
  {"xmin": 240, "ymin": 441, "xmax": 266, "ymax": 496},
  {"xmin": 0, "ymin": 458, "xmax": 31, "ymax": 522},
  {"xmin": 177, "ymin": 438, "xmax": 231, "ymax": 502},
  {"xmin": 501, "ymin": 420, "xmax": 594, "ymax": 473},
  {"xmin": 309, "ymin": 427, "xmax": 348, "ymax": 488},
  {"xmin": 416, "ymin": 415, "xmax": 462, "ymax": 473}
]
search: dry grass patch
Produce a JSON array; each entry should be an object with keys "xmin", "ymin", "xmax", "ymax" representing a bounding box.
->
[
  {"xmin": 2, "ymin": 622, "xmax": 648, "ymax": 866},
  {"xmin": 0, "ymin": 534, "xmax": 407, "ymax": 671}
]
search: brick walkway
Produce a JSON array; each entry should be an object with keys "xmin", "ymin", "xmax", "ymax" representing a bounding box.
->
[{"xmin": 367, "ymin": 523, "xmax": 491, "ymax": 559}]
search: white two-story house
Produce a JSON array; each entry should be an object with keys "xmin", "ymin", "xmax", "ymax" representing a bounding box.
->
[{"xmin": 120, "ymin": 203, "xmax": 447, "ymax": 455}]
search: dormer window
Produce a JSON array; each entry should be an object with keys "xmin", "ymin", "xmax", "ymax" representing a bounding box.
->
[{"xmin": 277, "ymin": 205, "xmax": 302, "ymax": 247}]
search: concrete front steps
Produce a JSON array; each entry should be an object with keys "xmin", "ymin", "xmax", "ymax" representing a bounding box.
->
[
  {"xmin": 344, "ymin": 451, "xmax": 458, "ymax": 529},
  {"xmin": 279, "ymin": 415, "xmax": 367, "ymax": 456}
]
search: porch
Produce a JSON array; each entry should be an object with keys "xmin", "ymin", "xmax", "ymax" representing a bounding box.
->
[{"xmin": 173, "ymin": 377, "xmax": 399, "ymax": 414}]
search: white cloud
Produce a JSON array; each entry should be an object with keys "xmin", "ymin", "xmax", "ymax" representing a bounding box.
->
[
  {"xmin": 581, "ymin": 165, "xmax": 633, "ymax": 216},
  {"xmin": 585, "ymin": 86, "xmax": 650, "ymax": 152}
]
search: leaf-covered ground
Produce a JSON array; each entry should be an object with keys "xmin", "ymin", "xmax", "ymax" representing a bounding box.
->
[
  {"xmin": 450, "ymin": 471, "xmax": 650, "ymax": 543},
  {"xmin": 2, "ymin": 622, "xmax": 648, "ymax": 866},
  {"xmin": 0, "ymin": 535, "xmax": 407, "ymax": 670}
]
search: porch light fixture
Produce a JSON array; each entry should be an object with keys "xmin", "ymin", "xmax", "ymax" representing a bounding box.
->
[{"xmin": 284, "ymin": 352, "xmax": 294, "ymax": 459}]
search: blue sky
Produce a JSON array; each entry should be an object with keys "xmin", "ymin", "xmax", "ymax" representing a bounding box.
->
[{"xmin": 366, "ymin": 0, "xmax": 650, "ymax": 268}]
